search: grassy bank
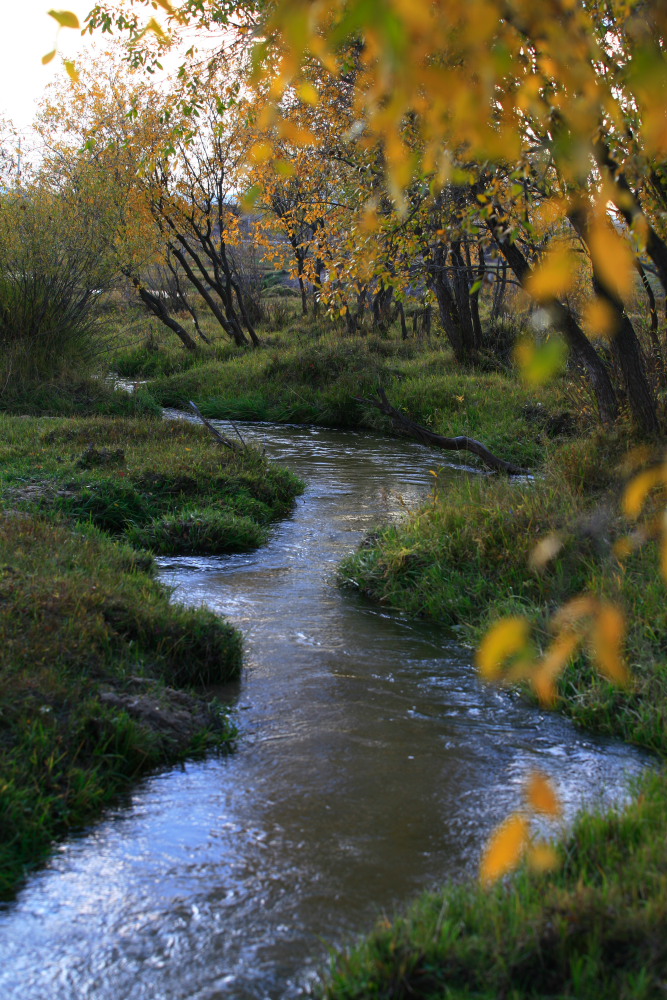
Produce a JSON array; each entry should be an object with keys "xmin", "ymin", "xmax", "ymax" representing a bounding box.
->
[
  {"xmin": 0, "ymin": 414, "xmax": 303, "ymax": 556},
  {"xmin": 340, "ymin": 431, "xmax": 667, "ymax": 754},
  {"xmin": 121, "ymin": 322, "xmax": 573, "ymax": 472},
  {"xmin": 0, "ymin": 414, "xmax": 303, "ymax": 898},
  {"xmin": 328, "ymin": 428, "xmax": 667, "ymax": 997},
  {"xmin": 0, "ymin": 374, "xmax": 162, "ymax": 419}
]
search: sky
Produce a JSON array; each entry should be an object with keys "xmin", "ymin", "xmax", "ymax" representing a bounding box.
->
[{"xmin": 0, "ymin": 1, "xmax": 95, "ymax": 135}]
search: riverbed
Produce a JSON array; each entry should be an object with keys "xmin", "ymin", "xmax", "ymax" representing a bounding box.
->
[{"xmin": 0, "ymin": 420, "xmax": 649, "ymax": 999}]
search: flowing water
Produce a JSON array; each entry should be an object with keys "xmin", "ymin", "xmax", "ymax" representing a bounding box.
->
[{"xmin": 0, "ymin": 420, "xmax": 650, "ymax": 999}]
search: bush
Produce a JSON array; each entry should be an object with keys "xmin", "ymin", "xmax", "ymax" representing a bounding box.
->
[{"xmin": 0, "ymin": 186, "xmax": 114, "ymax": 385}]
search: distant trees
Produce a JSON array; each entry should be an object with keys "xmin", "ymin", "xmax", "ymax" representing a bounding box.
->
[{"xmin": 36, "ymin": 58, "xmax": 266, "ymax": 351}]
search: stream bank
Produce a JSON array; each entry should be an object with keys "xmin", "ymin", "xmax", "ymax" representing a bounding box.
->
[
  {"xmin": 0, "ymin": 420, "xmax": 649, "ymax": 1000},
  {"xmin": 0, "ymin": 413, "xmax": 303, "ymax": 898}
]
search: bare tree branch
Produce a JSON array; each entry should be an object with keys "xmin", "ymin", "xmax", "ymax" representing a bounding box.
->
[{"xmin": 354, "ymin": 388, "xmax": 530, "ymax": 475}]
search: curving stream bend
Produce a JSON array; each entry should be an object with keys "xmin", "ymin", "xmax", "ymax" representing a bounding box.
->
[{"xmin": 0, "ymin": 419, "xmax": 650, "ymax": 999}]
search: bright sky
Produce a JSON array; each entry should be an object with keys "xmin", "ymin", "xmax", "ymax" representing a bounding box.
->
[{"xmin": 0, "ymin": 1, "xmax": 96, "ymax": 135}]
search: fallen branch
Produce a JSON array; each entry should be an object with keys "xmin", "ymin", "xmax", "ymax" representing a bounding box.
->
[
  {"xmin": 354, "ymin": 388, "xmax": 530, "ymax": 476},
  {"xmin": 188, "ymin": 401, "xmax": 245, "ymax": 451}
]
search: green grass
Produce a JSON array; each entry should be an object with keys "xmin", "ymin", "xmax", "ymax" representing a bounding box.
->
[
  {"xmin": 0, "ymin": 414, "xmax": 303, "ymax": 556},
  {"xmin": 339, "ymin": 430, "xmax": 667, "ymax": 754},
  {"xmin": 0, "ymin": 375, "xmax": 162, "ymax": 418},
  {"xmin": 0, "ymin": 514, "xmax": 240, "ymax": 900}
]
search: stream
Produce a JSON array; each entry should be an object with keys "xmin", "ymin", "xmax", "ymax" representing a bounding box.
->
[{"xmin": 0, "ymin": 420, "xmax": 650, "ymax": 999}]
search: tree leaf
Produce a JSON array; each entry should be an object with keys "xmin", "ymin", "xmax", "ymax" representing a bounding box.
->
[
  {"xmin": 145, "ymin": 17, "xmax": 168, "ymax": 41},
  {"xmin": 514, "ymin": 335, "xmax": 568, "ymax": 385},
  {"xmin": 240, "ymin": 185, "xmax": 262, "ymax": 210},
  {"xmin": 591, "ymin": 604, "xmax": 628, "ymax": 685},
  {"xmin": 623, "ymin": 467, "xmax": 666, "ymax": 519},
  {"xmin": 42, "ymin": 50, "xmax": 57, "ymax": 66},
  {"xmin": 64, "ymin": 59, "xmax": 80, "ymax": 83},
  {"xmin": 524, "ymin": 244, "xmax": 575, "ymax": 302},
  {"xmin": 532, "ymin": 632, "xmax": 580, "ymax": 706},
  {"xmin": 476, "ymin": 616, "xmax": 530, "ymax": 680},
  {"xmin": 250, "ymin": 142, "xmax": 273, "ymax": 164},
  {"xmin": 527, "ymin": 841, "xmax": 560, "ymax": 873},
  {"xmin": 525, "ymin": 770, "xmax": 562, "ymax": 817},
  {"xmin": 298, "ymin": 82, "xmax": 320, "ymax": 106},
  {"xmin": 48, "ymin": 9, "xmax": 80, "ymax": 29},
  {"xmin": 583, "ymin": 297, "xmax": 619, "ymax": 339},
  {"xmin": 588, "ymin": 222, "xmax": 635, "ymax": 300},
  {"xmin": 480, "ymin": 813, "xmax": 529, "ymax": 884},
  {"xmin": 274, "ymin": 158, "xmax": 296, "ymax": 177},
  {"xmin": 528, "ymin": 532, "xmax": 563, "ymax": 571}
]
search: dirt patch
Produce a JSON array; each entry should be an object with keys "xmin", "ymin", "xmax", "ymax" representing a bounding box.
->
[{"xmin": 99, "ymin": 676, "xmax": 229, "ymax": 747}]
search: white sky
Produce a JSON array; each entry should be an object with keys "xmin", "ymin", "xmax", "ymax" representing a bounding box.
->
[
  {"xmin": 0, "ymin": 1, "xmax": 97, "ymax": 135},
  {"xmin": 0, "ymin": 1, "xmax": 227, "ymax": 146}
]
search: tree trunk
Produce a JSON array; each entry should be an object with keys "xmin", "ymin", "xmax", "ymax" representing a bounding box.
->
[
  {"xmin": 485, "ymin": 217, "xmax": 619, "ymax": 425},
  {"xmin": 129, "ymin": 276, "xmax": 198, "ymax": 351},
  {"xmin": 568, "ymin": 207, "xmax": 659, "ymax": 435}
]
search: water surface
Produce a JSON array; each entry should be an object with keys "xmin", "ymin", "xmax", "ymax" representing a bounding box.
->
[{"xmin": 0, "ymin": 421, "xmax": 649, "ymax": 999}]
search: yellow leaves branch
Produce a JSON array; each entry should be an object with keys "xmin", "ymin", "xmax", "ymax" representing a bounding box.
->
[
  {"xmin": 480, "ymin": 770, "xmax": 562, "ymax": 885},
  {"xmin": 476, "ymin": 595, "xmax": 628, "ymax": 709}
]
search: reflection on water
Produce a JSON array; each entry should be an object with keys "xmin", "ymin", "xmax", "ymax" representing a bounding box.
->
[{"xmin": 0, "ymin": 421, "xmax": 650, "ymax": 999}]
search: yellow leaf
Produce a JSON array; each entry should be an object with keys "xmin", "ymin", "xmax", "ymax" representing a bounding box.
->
[
  {"xmin": 524, "ymin": 244, "xmax": 575, "ymax": 303},
  {"xmin": 525, "ymin": 770, "xmax": 562, "ymax": 817},
  {"xmin": 63, "ymin": 59, "xmax": 79, "ymax": 83},
  {"xmin": 591, "ymin": 604, "xmax": 628, "ymax": 685},
  {"xmin": 623, "ymin": 467, "xmax": 666, "ymax": 519},
  {"xmin": 632, "ymin": 214, "xmax": 650, "ymax": 251},
  {"xmin": 358, "ymin": 203, "xmax": 379, "ymax": 234},
  {"xmin": 480, "ymin": 813, "xmax": 529, "ymax": 885},
  {"xmin": 48, "ymin": 9, "xmax": 80, "ymax": 29},
  {"xmin": 476, "ymin": 616, "xmax": 530, "ymax": 680},
  {"xmin": 250, "ymin": 142, "xmax": 274, "ymax": 164},
  {"xmin": 532, "ymin": 632, "xmax": 580, "ymax": 706},
  {"xmin": 613, "ymin": 536, "xmax": 634, "ymax": 561},
  {"xmin": 552, "ymin": 594, "xmax": 599, "ymax": 631},
  {"xmin": 582, "ymin": 297, "xmax": 619, "ymax": 339},
  {"xmin": 298, "ymin": 82, "xmax": 319, "ymax": 106},
  {"xmin": 514, "ymin": 335, "xmax": 568, "ymax": 385},
  {"xmin": 277, "ymin": 120, "xmax": 319, "ymax": 146},
  {"xmin": 42, "ymin": 50, "xmax": 57, "ymax": 66},
  {"xmin": 528, "ymin": 533, "xmax": 563, "ymax": 571},
  {"xmin": 588, "ymin": 222, "xmax": 635, "ymax": 300},
  {"xmin": 527, "ymin": 842, "xmax": 560, "ymax": 873},
  {"xmin": 154, "ymin": 0, "xmax": 175, "ymax": 12},
  {"xmin": 145, "ymin": 17, "xmax": 168, "ymax": 41}
]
